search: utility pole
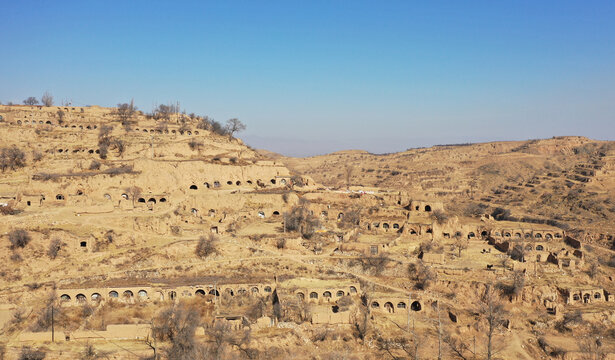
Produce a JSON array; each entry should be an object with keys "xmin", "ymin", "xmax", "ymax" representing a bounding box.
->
[
  {"xmin": 407, "ymin": 292, "xmax": 411, "ymax": 331},
  {"xmin": 437, "ymin": 300, "xmax": 442, "ymax": 360},
  {"xmin": 51, "ymin": 305, "xmax": 55, "ymax": 343}
]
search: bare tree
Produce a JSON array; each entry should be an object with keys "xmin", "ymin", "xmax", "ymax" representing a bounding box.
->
[
  {"xmin": 196, "ymin": 116, "xmax": 212, "ymax": 130},
  {"xmin": 443, "ymin": 331, "xmax": 472, "ymax": 360},
  {"xmin": 151, "ymin": 304, "xmax": 203, "ymax": 360},
  {"xmin": 56, "ymin": 109, "xmax": 65, "ymax": 124},
  {"xmin": 344, "ymin": 165, "xmax": 354, "ymax": 189},
  {"xmin": 283, "ymin": 200, "xmax": 321, "ymax": 239},
  {"xmin": 225, "ymin": 118, "xmax": 246, "ymax": 138},
  {"xmin": 586, "ymin": 261, "xmax": 600, "ymax": 279},
  {"xmin": 0, "ymin": 146, "xmax": 26, "ymax": 172},
  {"xmin": 125, "ymin": 186, "xmax": 142, "ymax": 207},
  {"xmin": 577, "ymin": 326, "xmax": 605, "ymax": 360},
  {"xmin": 23, "ymin": 97, "xmax": 39, "ymax": 105},
  {"xmin": 41, "ymin": 92, "xmax": 53, "ymax": 107},
  {"xmin": 453, "ymin": 234, "xmax": 468, "ymax": 257},
  {"xmin": 116, "ymin": 100, "xmax": 137, "ymax": 126},
  {"xmin": 408, "ymin": 261, "xmax": 436, "ymax": 290},
  {"xmin": 479, "ymin": 284, "xmax": 508, "ymax": 360}
]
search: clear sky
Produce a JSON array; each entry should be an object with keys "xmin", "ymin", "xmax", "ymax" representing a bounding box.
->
[{"xmin": 1, "ymin": 1, "xmax": 614, "ymax": 156}]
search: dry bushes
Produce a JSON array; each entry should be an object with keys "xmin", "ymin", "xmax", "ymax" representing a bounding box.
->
[
  {"xmin": 18, "ymin": 346, "xmax": 46, "ymax": 360},
  {"xmin": 0, "ymin": 204, "xmax": 18, "ymax": 215},
  {"xmin": 0, "ymin": 146, "xmax": 26, "ymax": 172},
  {"xmin": 9, "ymin": 229, "xmax": 31, "ymax": 249},
  {"xmin": 196, "ymin": 234, "xmax": 218, "ymax": 258},
  {"xmin": 47, "ymin": 238, "xmax": 62, "ymax": 259},
  {"xmin": 151, "ymin": 304, "xmax": 203, "ymax": 360},
  {"xmin": 407, "ymin": 261, "xmax": 436, "ymax": 290},
  {"xmin": 284, "ymin": 201, "xmax": 320, "ymax": 239}
]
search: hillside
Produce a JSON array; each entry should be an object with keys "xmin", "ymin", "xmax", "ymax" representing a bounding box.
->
[
  {"xmin": 0, "ymin": 105, "xmax": 615, "ymax": 359},
  {"xmin": 277, "ymin": 137, "xmax": 615, "ymax": 246}
]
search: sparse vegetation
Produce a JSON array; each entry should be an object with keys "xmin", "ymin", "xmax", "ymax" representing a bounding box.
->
[
  {"xmin": 408, "ymin": 261, "xmax": 436, "ymax": 289},
  {"xmin": 23, "ymin": 97, "xmax": 39, "ymax": 105},
  {"xmin": 195, "ymin": 234, "xmax": 218, "ymax": 258},
  {"xmin": 0, "ymin": 146, "xmax": 26, "ymax": 172},
  {"xmin": 115, "ymin": 100, "xmax": 137, "ymax": 126},
  {"xmin": 9, "ymin": 229, "xmax": 31, "ymax": 249},
  {"xmin": 41, "ymin": 92, "xmax": 53, "ymax": 107},
  {"xmin": 47, "ymin": 238, "xmax": 62, "ymax": 259},
  {"xmin": 283, "ymin": 200, "xmax": 321, "ymax": 239},
  {"xmin": 225, "ymin": 118, "xmax": 246, "ymax": 138}
]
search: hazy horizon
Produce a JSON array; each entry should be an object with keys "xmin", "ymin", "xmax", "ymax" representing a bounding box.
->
[{"xmin": 2, "ymin": 1, "xmax": 614, "ymax": 157}]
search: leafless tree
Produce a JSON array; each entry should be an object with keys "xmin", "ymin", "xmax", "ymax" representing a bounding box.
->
[
  {"xmin": 453, "ymin": 234, "xmax": 468, "ymax": 257},
  {"xmin": 344, "ymin": 165, "xmax": 354, "ymax": 189},
  {"xmin": 47, "ymin": 238, "xmax": 62, "ymax": 259},
  {"xmin": 478, "ymin": 284, "xmax": 508, "ymax": 360},
  {"xmin": 125, "ymin": 186, "xmax": 142, "ymax": 207},
  {"xmin": 225, "ymin": 118, "xmax": 246, "ymax": 138},
  {"xmin": 443, "ymin": 331, "xmax": 472, "ymax": 360},
  {"xmin": 151, "ymin": 304, "xmax": 203, "ymax": 360},
  {"xmin": 116, "ymin": 100, "xmax": 137, "ymax": 126},
  {"xmin": 196, "ymin": 116, "xmax": 212, "ymax": 130},
  {"xmin": 358, "ymin": 254, "xmax": 390, "ymax": 275},
  {"xmin": 408, "ymin": 261, "xmax": 436, "ymax": 290},
  {"xmin": 204, "ymin": 321, "xmax": 254, "ymax": 360},
  {"xmin": 586, "ymin": 261, "xmax": 600, "ymax": 279},
  {"xmin": 23, "ymin": 97, "xmax": 39, "ymax": 105},
  {"xmin": 55, "ymin": 109, "xmax": 65, "ymax": 125},
  {"xmin": 577, "ymin": 326, "xmax": 605, "ymax": 360},
  {"xmin": 0, "ymin": 146, "xmax": 26, "ymax": 172},
  {"xmin": 41, "ymin": 92, "xmax": 53, "ymax": 106},
  {"xmin": 283, "ymin": 200, "xmax": 321, "ymax": 239}
]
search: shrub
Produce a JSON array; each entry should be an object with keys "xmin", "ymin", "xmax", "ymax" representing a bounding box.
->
[
  {"xmin": 210, "ymin": 120, "xmax": 228, "ymax": 136},
  {"xmin": 196, "ymin": 234, "xmax": 218, "ymax": 258},
  {"xmin": 56, "ymin": 109, "xmax": 65, "ymax": 124},
  {"xmin": 432, "ymin": 210, "xmax": 448, "ymax": 223},
  {"xmin": 0, "ymin": 204, "xmax": 18, "ymax": 215},
  {"xmin": 338, "ymin": 207, "xmax": 361, "ymax": 229},
  {"xmin": 196, "ymin": 116, "xmax": 212, "ymax": 130},
  {"xmin": 408, "ymin": 261, "xmax": 435, "ymax": 290},
  {"xmin": 0, "ymin": 146, "xmax": 26, "ymax": 172},
  {"xmin": 32, "ymin": 150, "xmax": 43, "ymax": 162},
  {"xmin": 491, "ymin": 207, "xmax": 511, "ymax": 221},
  {"xmin": 464, "ymin": 203, "xmax": 487, "ymax": 217},
  {"xmin": 9, "ymin": 229, "xmax": 31, "ymax": 249},
  {"xmin": 284, "ymin": 202, "xmax": 320, "ymax": 239},
  {"xmin": 103, "ymin": 165, "xmax": 135, "ymax": 176},
  {"xmin": 89, "ymin": 160, "xmax": 101, "ymax": 170},
  {"xmin": 188, "ymin": 139, "xmax": 203, "ymax": 151},
  {"xmin": 276, "ymin": 238, "xmax": 286, "ymax": 249},
  {"xmin": 152, "ymin": 304, "xmax": 202, "ymax": 359},
  {"xmin": 18, "ymin": 346, "xmax": 46, "ymax": 360},
  {"xmin": 47, "ymin": 238, "xmax": 62, "ymax": 259}
]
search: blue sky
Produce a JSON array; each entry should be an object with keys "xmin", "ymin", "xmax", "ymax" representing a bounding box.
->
[{"xmin": 1, "ymin": 1, "xmax": 614, "ymax": 156}]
